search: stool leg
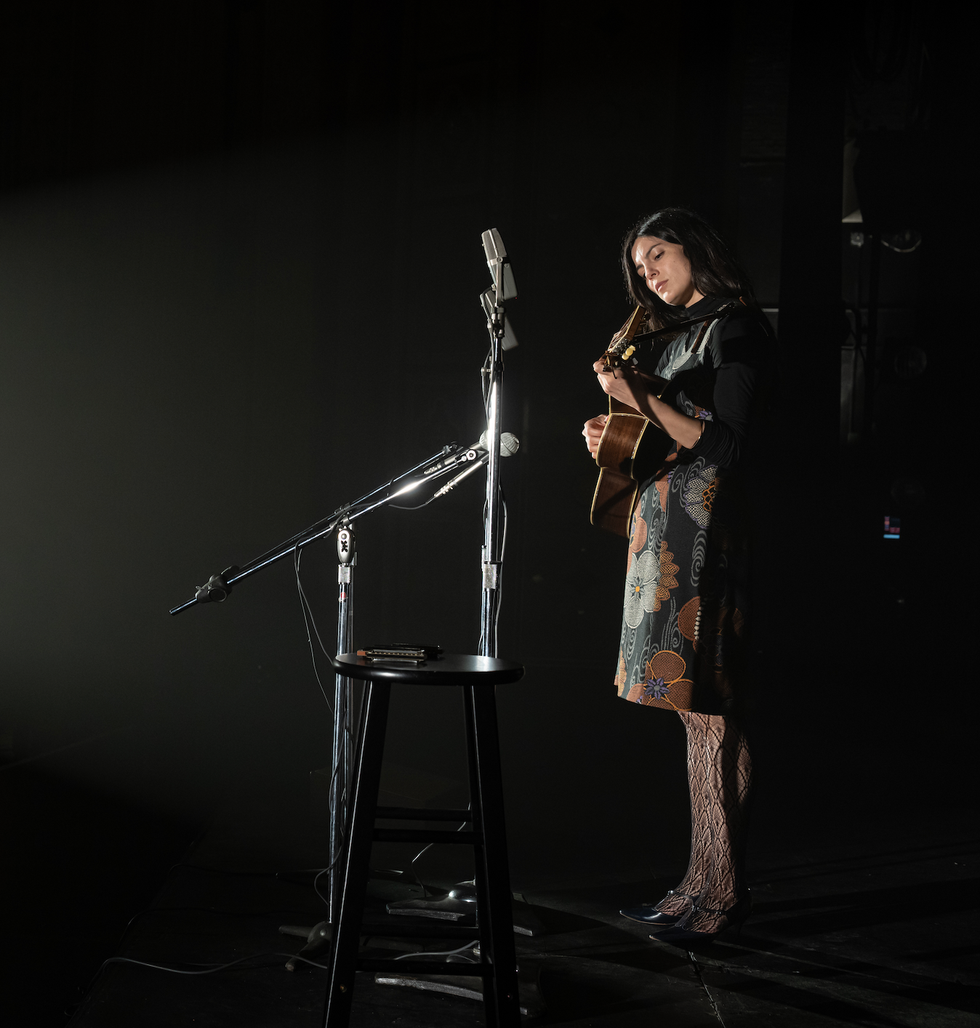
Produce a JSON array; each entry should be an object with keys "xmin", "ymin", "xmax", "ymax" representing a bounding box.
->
[
  {"xmin": 464, "ymin": 685, "xmax": 521, "ymax": 1027},
  {"xmin": 324, "ymin": 680, "xmax": 391, "ymax": 1028}
]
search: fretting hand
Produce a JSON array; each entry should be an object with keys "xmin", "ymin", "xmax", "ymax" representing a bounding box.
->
[{"xmin": 593, "ymin": 360, "xmax": 648, "ymax": 410}]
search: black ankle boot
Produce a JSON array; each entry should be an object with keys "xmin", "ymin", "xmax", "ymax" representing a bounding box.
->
[
  {"xmin": 620, "ymin": 890, "xmax": 693, "ymax": 926},
  {"xmin": 651, "ymin": 893, "xmax": 752, "ymax": 946}
]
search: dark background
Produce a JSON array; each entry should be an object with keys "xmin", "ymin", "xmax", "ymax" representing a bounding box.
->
[{"xmin": 0, "ymin": 1, "xmax": 971, "ymax": 1020}]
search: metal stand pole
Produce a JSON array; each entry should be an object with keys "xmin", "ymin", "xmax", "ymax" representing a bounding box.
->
[
  {"xmin": 331, "ymin": 520, "xmax": 355, "ymax": 924},
  {"xmin": 478, "ymin": 228, "xmax": 515, "ymax": 660}
]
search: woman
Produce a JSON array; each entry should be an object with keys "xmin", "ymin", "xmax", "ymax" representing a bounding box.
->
[{"xmin": 584, "ymin": 207, "xmax": 773, "ymax": 944}]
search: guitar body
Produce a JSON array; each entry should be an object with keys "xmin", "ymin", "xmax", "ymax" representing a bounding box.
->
[
  {"xmin": 591, "ymin": 398, "xmax": 670, "ymax": 537},
  {"xmin": 591, "ymin": 400, "xmax": 646, "ymax": 537}
]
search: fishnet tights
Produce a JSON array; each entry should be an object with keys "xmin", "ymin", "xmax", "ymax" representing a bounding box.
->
[{"xmin": 656, "ymin": 711, "xmax": 752, "ymax": 931}]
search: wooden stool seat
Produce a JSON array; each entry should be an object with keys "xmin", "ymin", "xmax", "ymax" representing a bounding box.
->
[{"xmin": 323, "ymin": 652, "xmax": 524, "ymax": 1028}]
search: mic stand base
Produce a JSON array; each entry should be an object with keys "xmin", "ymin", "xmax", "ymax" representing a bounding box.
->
[
  {"xmin": 279, "ymin": 921, "xmax": 332, "ymax": 972},
  {"xmin": 386, "ymin": 882, "xmax": 544, "ymax": 936}
]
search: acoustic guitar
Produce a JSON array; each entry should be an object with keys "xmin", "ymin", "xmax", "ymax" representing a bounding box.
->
[
  {"xmin": 590, "ymin": 301, "xmax": 740, "ymax": 536},
  {"xmin": 590, "ymin": 306, "xmax": 671, "ymax": 537}
]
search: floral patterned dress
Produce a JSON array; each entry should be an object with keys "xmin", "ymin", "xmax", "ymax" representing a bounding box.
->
[{"xmin": 615, "ymin": 295, "xmax": 773, "ymax": 715}]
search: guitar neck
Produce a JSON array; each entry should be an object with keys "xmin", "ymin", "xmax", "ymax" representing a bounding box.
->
[{"xmin": 601, "ymin": 301, "xmax": 741, "ymax": 371}]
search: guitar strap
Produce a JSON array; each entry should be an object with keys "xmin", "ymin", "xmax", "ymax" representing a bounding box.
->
[
  {"xmin": 667, "ymin": 298, "xmax": 743, "ymax": 347},
  {"xmin": 655, "ymin": 301, "xmax": 743, "ymax": 393},
  {"xmin": 689, "ymin": 317, "xmax": 713, "ymax": 356}
]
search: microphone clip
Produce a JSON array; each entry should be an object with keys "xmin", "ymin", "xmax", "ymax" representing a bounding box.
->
[{"xmin": 194, "ymin": 566, "xmax": 239, "ymax": 604}]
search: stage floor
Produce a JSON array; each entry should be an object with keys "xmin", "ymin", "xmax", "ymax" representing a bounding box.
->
[{"xmin": 6, "ymin": 759, "xmax": 974, "ymax": 1028}]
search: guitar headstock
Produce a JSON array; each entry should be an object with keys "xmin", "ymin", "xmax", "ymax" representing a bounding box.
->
[{"xmin": 601, "ymin": 305, "xmax": 647, "ymax": 370}]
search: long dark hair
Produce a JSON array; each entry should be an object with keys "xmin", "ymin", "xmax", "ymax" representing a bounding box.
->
[{"xmin": 622, "ymin": 208, "xmax": 755, "ymax": 330}]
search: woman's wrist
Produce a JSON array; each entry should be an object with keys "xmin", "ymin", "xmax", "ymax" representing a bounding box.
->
[{"xmin": 646, "ymin": 394, "xmax": 702, "ymax": 449}]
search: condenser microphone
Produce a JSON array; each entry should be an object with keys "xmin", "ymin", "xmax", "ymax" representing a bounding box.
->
[{"xmin": 481, "ymin": 227, "xmax": 518, "ymax": 301}]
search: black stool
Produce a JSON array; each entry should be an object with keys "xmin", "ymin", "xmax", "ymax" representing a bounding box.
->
[{"xmin": 323, "ymin": 651, "xmax": 525, "ymax": 1028}]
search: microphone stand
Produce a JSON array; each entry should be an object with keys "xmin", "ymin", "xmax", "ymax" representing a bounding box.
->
[
  {"xmin": 385, "ymin": 230, "xmax": 540, "ymax": 938},
  {"xmin": 169, "ymin": 442, "xmax": 470, "ymax": 933},
  {"xmin": 478, "ymin": 227, "xmax": 516, "ymax": 660},
  {"xmin": 169, "ymin": 228, "xmax": 534, "ymax": 976}
]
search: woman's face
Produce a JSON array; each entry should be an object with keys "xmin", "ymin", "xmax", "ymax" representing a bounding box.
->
[{"xmin": 632, "ymin": 235, "xmax": 704, "ymax": 308}]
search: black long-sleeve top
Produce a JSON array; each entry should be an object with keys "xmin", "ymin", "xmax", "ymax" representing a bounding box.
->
[{"xmin": 653, "ymin": 295, "xmax": 775, "ymax": 472}]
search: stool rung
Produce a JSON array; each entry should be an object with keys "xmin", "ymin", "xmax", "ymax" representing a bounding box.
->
[
  {"xmin": 359, "ymin": 922, "xmax": 478, "ymax": 939},
  {"xmin": 372, "ymin": 827, "xmax": 477, "ymax": 844},
  {"xmin": 375, "ymin": 806, "xmax": 472, "ymax": 822},
  {"xmin": 356, "ymin": 958, "xmax": 488, "ymax": 975}
]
